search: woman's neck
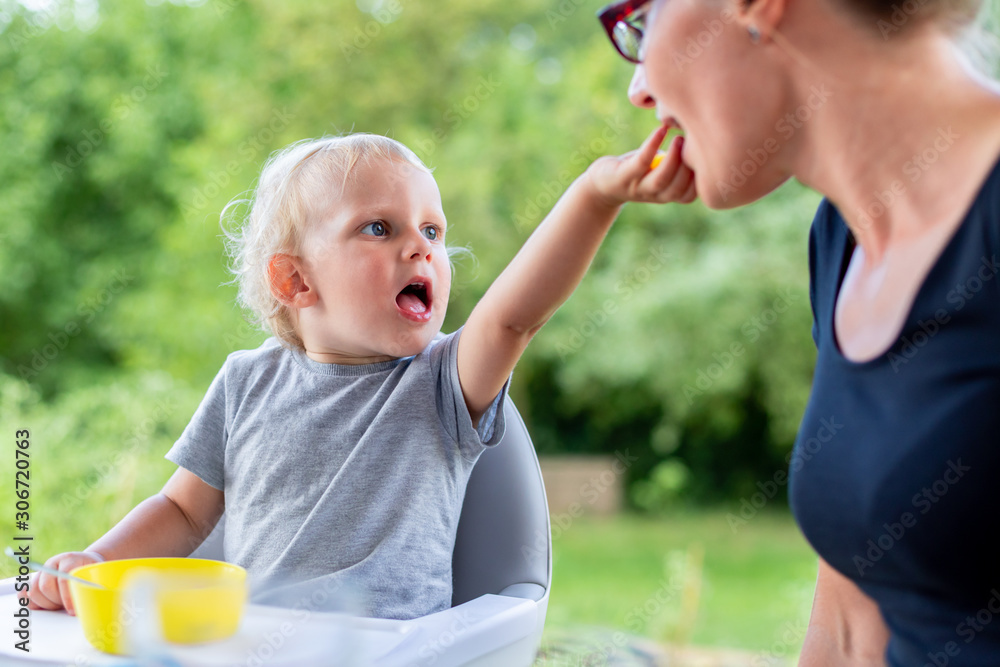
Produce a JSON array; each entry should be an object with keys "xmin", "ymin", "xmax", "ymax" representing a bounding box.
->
[{"xmin": 780, "ymin": 26, "xmax": 1000, "ymax": 263}]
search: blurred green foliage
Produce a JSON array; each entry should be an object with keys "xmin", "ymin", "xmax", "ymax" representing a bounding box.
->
[
  {"xmin": 542, "ymin": 512, "xmax": 816, "ymax": 653},
  {"xmin": 0, "ymin": 0, "xmax": 827, "ymax": 519}
]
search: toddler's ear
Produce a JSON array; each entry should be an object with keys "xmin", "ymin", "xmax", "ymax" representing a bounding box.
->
[{"xmin": 268, "ymin": 254, "xmax": 317, "ymax": 308}]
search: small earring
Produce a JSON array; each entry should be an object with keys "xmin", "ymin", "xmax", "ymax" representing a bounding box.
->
[{"xmin": 748, "ymin": 25, "xmax": 761, "ymax": 43}]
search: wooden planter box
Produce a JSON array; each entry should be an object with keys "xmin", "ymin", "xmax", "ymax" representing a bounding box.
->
[{"xmin": 538, "ymin": 455, "xmax": 624, "ymax": 518}]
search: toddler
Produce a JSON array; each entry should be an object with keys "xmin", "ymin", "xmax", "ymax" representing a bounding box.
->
[{"xmin": 24, "ymin": 127, "xmax": 694, "ymax": 620}]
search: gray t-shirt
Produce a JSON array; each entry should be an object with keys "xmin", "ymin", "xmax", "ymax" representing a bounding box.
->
[{"xmin": 165, "ymin": 329, "xmax": 506, "ymax": 620}]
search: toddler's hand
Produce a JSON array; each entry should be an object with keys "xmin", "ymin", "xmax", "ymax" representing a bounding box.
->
[
  {"xmin": 585, "ymin": 124, "xmax": 697, "ymax": 207},
  {"xmin": 20, "ymin": 551, "xmax": 104, "ymax": 615}
]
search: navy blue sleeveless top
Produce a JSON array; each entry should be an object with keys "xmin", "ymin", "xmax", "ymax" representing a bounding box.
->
[{"xmin": 790, "ymin": 157, "xmax": 1000, "ymax": 666}]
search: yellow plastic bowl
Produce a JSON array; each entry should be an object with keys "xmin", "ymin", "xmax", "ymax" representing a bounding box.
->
[{"xmin": 69, "ymin": 557, "xmax": 247, "ymax": 655}]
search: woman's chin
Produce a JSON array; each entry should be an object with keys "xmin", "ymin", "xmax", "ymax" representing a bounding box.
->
[{"xmin": 697, "ymin": 171, "xmax": 745, "ymax": 210}]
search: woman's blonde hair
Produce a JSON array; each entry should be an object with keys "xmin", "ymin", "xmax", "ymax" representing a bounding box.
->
[
  {"xmin": 222, "ymin": 133, "xmax": 455, "ymax": 350},
  {"xmin": 844, "ymin": 0, "xmax": 999, "ymax": 55}
]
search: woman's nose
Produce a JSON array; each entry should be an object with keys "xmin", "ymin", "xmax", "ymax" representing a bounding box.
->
[{"xmin": 628, "ymin": 65, "xmax": 655, "ymax": 109}]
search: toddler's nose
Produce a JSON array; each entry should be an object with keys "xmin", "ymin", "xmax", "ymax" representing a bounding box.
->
[{"xmin": 403, "ymin": 230, "xmax": 432, "ymax": 262}]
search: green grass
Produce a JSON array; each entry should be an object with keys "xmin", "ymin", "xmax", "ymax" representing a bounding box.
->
[{"xmin": 542, "ymin": 510, "xmax": 817, "ymax": 655}]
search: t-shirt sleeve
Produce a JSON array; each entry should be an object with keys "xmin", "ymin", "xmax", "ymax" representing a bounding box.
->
[
  {"xmin": 165, "ymin": 361, "xmax": 229, "ymax": 490},
  {"xmin": 430, "ymin": 327, "xmax": 509, "ymax": 460}
]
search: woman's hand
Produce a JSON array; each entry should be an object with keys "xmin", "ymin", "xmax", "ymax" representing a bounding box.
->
[
  {"xmin": 20, "ymin": 550, "xmax": 104, "ymax": 615},
  {"xmin": 584, "ymin": 123, "xmax": 697, "ymax": 208}
]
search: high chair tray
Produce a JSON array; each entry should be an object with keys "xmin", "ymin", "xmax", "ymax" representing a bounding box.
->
[{"xmin": 0, "ymin": 581, "xmax": 537, "ymax": 667}]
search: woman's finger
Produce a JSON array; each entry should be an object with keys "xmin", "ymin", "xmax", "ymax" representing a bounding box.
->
[{"xmin": 651, "ymin": 135, "xmax": 684, "ymax": 183}]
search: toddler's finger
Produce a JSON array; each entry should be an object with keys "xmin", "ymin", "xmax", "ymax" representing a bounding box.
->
[
  {"xmin": 637, "ymin": 124, "xmax": 671, "ymax": 169},
  {"xmin": 58, "ymin": 575, "xmax": 74, "ymax": 615},
  {"xmin": 648, "ymin": 135, "xmax": 685, "ymax": 185},
  {"xmin": 647, "ymin": 139, "xmax": 697, "ymax": 203},
  {"xmin": 29, "ymin": 574, "xmax": 62, "ymax": 611},
  {"xmin": 680, "ymin": 172, "xmax": 698, "ymax": 203},
  {"xmin": 668, "ymin": 165, "xmax": 696, "ymax": 203}
]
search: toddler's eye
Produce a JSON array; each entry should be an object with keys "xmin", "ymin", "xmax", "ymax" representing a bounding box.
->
[
  {"xmin": 361, "ymin": 221, "xmax": 388, "ymax": 237},
  {"xmin": 422, "ymin": 226, "xmax": 439, "ymax": 241}
]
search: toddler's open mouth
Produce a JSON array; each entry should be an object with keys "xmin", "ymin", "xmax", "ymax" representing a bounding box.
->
[{"xmin": 395, "ymin": 280, "xmax": 433, "ymax": 322}]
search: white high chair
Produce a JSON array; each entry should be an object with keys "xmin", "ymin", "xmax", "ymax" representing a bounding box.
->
[{"xmin": 191, "ymin": 398, "xmax": 552, "ymax": 667}]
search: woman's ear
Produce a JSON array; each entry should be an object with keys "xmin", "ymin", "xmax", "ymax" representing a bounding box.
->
[
  {"xmin": 739, "ymin": 0, "xmax": 788, "ymax": 42},
  {"xmin": 268, "ymin": 254, "xmax": 317, "ymax": 308}
]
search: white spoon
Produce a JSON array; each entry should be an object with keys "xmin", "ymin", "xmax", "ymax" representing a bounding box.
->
[{"xmin": 4, "ymin": 546, "xmax": 107, "ymax": 590}]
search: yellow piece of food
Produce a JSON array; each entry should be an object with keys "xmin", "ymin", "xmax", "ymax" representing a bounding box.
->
[{"xmin": 650, "ymin": 154, "xmax": 664, "ymax": 169}]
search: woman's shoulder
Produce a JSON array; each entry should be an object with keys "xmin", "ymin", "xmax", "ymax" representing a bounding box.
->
[
  {"xmin": 808, "ymin": 198, "xmax": 851, "ymax": 254},
  {"xmin": 972, "ymin": 151, "xmax": 1000, "ymax": 252},
  {"xmin": 807, "ymin": 198, "xmax": 853, "ymax": 290}
]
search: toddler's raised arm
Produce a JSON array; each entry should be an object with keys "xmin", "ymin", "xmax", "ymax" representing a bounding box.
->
[{"xmin": 457, "ymin": 124, "xmax": 695, "ymax": 423}]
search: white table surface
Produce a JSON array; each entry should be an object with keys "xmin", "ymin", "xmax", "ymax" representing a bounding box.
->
[
  {"xmin": 0, "ymin": 588, "xmax": 414, "ymax": 666},
  {"xmin": 0, "ymin": 580, "xmax": 539, "ymax": 667}
]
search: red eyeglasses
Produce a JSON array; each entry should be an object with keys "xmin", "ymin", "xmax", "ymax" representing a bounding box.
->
[{"xmin": 597, "ymin": 0, "xmax": 655, "ymax": 64}]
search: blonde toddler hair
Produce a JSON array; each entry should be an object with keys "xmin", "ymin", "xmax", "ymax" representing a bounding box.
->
[{"xmin": 222, "ymin": 133, "xmax": 450, "ymax": 350}]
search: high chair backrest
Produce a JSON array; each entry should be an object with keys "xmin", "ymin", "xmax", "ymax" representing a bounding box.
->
[{"xmin": 451, "ymin": 399, "xmax": 551, "ymax": 605}]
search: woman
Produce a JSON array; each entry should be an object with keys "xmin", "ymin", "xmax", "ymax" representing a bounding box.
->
[{"xmin": 597, "ymin": 0, "xmax": 1000, "ymax": 664}]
